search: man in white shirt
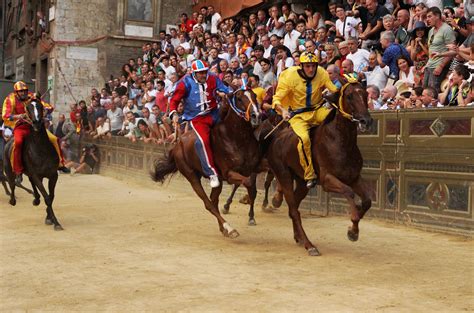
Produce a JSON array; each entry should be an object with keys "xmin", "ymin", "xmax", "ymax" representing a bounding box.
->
[
  {"xmin": 335, "ymin": 4, "xmax": 361, "ymax": 40},
  {"xmin": 262, "ymin": 35, "xmax": 273, "ymax": 59},
  {"xmin": 141, "ymin": 81, "xmax": 158, "ymax": 112},
  {"xmin": 169, "ymin": 28, "xmax": 180, "ymax": 48},
  {"xmin": 283, "ymin": 19, "xmax": 300, "ymax": 53},
  {"xmin": 266, "ymin": 5, "xmax": 285, "ymax": 38},
  {"xmin": 106, "ymin": 100, "xmax": 123, "ymax": 135},
  {"xmin": 208, "ymin": 5, "xmax": 221, "ymax": 34},
  {"xmin": 346, "ymin": 37, "xmax": 370, "ymax": 73},
  {"xmin": 361, "ymin": 52, "xmax": 390, "ymax": 91}
]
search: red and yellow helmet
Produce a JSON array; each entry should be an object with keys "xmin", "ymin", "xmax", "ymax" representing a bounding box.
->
[{"xmin": 13, "ymin": 81, "xmax": 28, "ymax": 92}]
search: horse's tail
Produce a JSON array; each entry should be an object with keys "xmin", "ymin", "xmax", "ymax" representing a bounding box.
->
[{"xmin": 150, "ymin": 150, "xmax": 178, "ymax": 183}]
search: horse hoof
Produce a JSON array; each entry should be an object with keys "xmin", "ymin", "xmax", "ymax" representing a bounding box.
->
[
  {"xmin": 9, "ymin": 199, "xmax": 16, "ymax": 206},
  {"xmin": 261, "ymin": 201, "xmax": 268, "ymax": 209},
  {"xmin": 262, "ymin": 206, "xmax": 276, "ymax": 213},
  {"xmin": 54, "ymin": 225, "xmax": 64, "ymax": 231},
  {"xmin": 307, "ymin": 247, "xmax": 321, "ymax": 256},
  {"xmin": 32, "ymin": 198, "xmax": 40, "ymax": 206},
  {"xmin": 347, "ymin": 229, "xmax": 359, "ymax": 242},
  {"xmin": 272, "ymin": 197, "xmax": 283, "ymax": 208},
  {"xmin": 227, "ymin": 229, "xmax": 240, "ymax": 239},
  {"xmin": 221, "ymin": 206, "xmax": 229, "ymax": 214},
  {"xmin": 248, "ymin": 219, "xmax": 257, "ymax": 226},
  {"xmin": 239, "ymin": 195, "xmax": 250, "ymax": 205},
  {"xmin": 45, "ymin": 218, "xmax": 53, "ymax": 225}
]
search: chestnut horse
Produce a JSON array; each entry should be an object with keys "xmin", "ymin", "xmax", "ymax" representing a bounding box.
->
[
  {"xmin": 151, "ymin": 89, "xmax": 263, "ymax": 236},
  {"xmin": 265, "ymin": 78, "xmax": 373, "ymax": 256}
]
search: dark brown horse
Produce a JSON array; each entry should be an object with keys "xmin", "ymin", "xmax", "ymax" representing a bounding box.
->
[
  {"xmin": 151, "ymin": 89, "xmax": 263, "ymax": 236},
  {"xmin": 265, "ymin": 78, "xmax": 373, "ymax": 256},
  {"xmin": 3, "ymin": 97, "xmax": 63, "ymax": 230}
]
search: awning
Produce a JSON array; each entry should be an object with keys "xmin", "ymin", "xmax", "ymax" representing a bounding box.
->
[{"xmin": 193, "ymin": 0, "xmax": 264, "ymax": 19}]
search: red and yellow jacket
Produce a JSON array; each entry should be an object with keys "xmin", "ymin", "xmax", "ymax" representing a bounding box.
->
[{"xmin": 2, "ymin": 92, "xmax": 53, "ymax": 128}]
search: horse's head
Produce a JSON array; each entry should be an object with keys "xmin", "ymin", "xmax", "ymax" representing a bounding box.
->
[
  {"xmin": 228, "ymin": 88, "xmax": 262, "ymax": 128},
  {"xmin": 25, "ymin": 96, "xmax": 45, "ymax": 132},
  {"xmin": 337, "ymin": 76, "xmax": 373, "ymax": 132}
]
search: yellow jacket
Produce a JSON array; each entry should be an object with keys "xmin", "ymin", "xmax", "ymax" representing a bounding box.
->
[{"xmin": 272, "ymin": 66, "xmax": 338, "ymax": 111}]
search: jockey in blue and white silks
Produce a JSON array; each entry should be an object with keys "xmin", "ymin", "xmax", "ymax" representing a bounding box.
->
[{"xmin": 169, "ymin": 60, "xmax": 230, "ymax": 188}]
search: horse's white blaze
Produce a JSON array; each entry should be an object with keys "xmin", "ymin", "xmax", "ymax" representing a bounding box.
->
[
  {"xmin": 33, "ymin": 102, "xmax": 39, "ymax": 121},
  {"xmin": 244, "ymin": 91, "xmax": 259, "ymax": 118}
]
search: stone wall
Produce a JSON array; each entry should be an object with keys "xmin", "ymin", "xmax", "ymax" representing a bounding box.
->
[
  {"xmin": 48, "ymin": 0, "xmax": 192, "ymax": 114},
  {"xmin": 49, "ymin": 0, "xmax": 115, "ymax": 113}
]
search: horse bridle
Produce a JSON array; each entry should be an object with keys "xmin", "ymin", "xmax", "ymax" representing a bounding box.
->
[
  {"xmin": 329, "ymin": 79, "xmax": 362, "ymax": 123},
  {"xmin": 226, "ymin": 89, "xmax": 258, "ymax": 122}
]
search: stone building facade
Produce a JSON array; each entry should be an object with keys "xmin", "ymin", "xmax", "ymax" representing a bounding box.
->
[{"xmin": 1, "ymin": 0, "xmax": 191, "ymax": 113}]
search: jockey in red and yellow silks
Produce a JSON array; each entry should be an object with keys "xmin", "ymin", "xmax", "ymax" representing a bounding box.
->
[{"xmin": 2, "ymin": 81, "xmax": 65, "ymax": 175}]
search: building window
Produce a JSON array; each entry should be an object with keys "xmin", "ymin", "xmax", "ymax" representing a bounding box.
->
[{"xmin": 126, "ymin": 0, "xmax": 153, "ymax": 22}]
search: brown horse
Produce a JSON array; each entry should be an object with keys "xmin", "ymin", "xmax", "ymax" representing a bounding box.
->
[
  {"xmin": 265, "ymin": 78, "xmax": 373, "ymax": 256},
  {"xmin": 151, "ymin": 89, "xmax": 263, "ymax": 236}
]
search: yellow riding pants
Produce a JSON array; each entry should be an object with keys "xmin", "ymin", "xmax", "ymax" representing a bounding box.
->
[
  {"xmin": 46, "ymin": 130, "xmax": 64, "ymax": 167},
  {"xmin": 289, "ymin": 106, "xmax": 331, "ymax": 181}
]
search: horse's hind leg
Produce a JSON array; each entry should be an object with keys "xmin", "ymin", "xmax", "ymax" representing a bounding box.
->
[
  {"xmin": 320, "ymin": 173, "xmax": 360, "ymax": 241},
  {"xmin": 6, "ymin": 175, "xmax": 16, "ymax": 206},
  {"xmin": 1, "ymin": 180, "xmax": 10, "ymax": 196},
  {"xmin": 222, "ymin": 184, "xmax": 239, "ymax": 214},
  {"xmin": 261, "ymin": 170, "xmax": 274, "ymax": 212},
  {"xmin": 275, "ymin": 168, "xmax": 319, "ymax": 256},
  {"xmin": 28, "ymin": 177, "xmax": 41, "ymax": 206},
  {"xmin": 272, "ymin": 180, "xmax": 284, "ymax": 209},
  {"xmin": 244, "ymin": 173, "xmax": 257, "ymax": 226},
  {"xmin": 178, "ymin": 161, "xmax": 239, "ymax": 238}
]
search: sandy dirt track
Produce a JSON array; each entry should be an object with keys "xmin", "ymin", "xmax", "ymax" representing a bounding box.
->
[{"xmin": 0, "ymin": 174, "xmax": 472, "ymax": 312}]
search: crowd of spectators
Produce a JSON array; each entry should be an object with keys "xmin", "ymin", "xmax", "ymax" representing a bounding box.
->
[{"xmin": 61, "ymin": 0, "xmax": 473, "ymax": 151}]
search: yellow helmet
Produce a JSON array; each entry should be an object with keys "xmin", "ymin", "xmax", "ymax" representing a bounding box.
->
[
  {"xmin": 299, "ymin": 52, "xmax": 318, "ymax": 64},
  {"xmin": 14, "ymin": 81, "xmax": 28, "ymax": 92}
]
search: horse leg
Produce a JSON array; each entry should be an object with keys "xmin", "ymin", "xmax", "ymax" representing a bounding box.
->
[
  {"xmin": 320, "ymin": 173, "xmax": 360, "ymax": 241},
  {"xmin": 28, "ymin": 177, "xmax": 41, "ymax": 206},
  {"xmin": 1, "ymin": 180, "xmax": 10, "ymax": 196},
  {"xmin": 17, "ymin": 183, "xmax": 34, "ymax": 195},
  {"xmin": 6, "ymin": 173, "xmax": 16, "ymax": 206},
  {"xmin": 261, "ymin": 171, "xmax": 274, "ymax": 212},
  {"xmin": 277, "ymin": 170, "xmax": 320, "ymax": 256},
  {"xmin": 272, "ymin": 180, "xmax": 284, "ymax": 209},
  {"xmin": 210, "ymin": 181, "xmax": 223, "ymax": 213},
  {"xmin": 227, "ymin": 170, "xmax": 252, "ymax": 188},
  {"xmin": 350, "ymin": 176, "xmax": 373, "ymax": 236},
  {"xmin": 244, "ymin": 173, "xmax": 257, "ymax": 226},
  {"xmin": 30, "ymin": 174, "xmax": 63, "ymax": 230},
  {"xmin": 178, "ymin": 161, "xmax": 239, "ymax": 238},
  {"xmin": 222, "ymin": 184, "xmax": 239, "ymax": 214}
]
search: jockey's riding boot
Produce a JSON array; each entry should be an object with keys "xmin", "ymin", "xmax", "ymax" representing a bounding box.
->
[
  {"xmin": 58, "ymin": 166, "xmax": 70, "ymax": 174},
  {"xmin": 15, "ymin": 174, "xmax": 23, "ymax": 186},
  {"xmin": 209, "ymin": 175, "xmax": 220, "ymax": 188},
  {"xmin": 306, "ymin": 178, "xmax": 318, "ymax": 189}
]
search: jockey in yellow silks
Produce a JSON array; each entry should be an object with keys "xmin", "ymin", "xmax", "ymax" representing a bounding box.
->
[{"xmin": 272, "ymin": 52, "xmax": 338, "ymax": 188}]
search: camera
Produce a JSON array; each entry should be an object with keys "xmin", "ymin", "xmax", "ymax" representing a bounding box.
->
[{"xmin": 368, "ymin": 43, "xmax": 383, "ymax": 53}]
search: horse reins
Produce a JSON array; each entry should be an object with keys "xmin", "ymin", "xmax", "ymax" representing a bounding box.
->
[
  {"xmin": 329, "ymin": 79, "xmax": 361, "ymax": 123},
  {"xmin": 226, "ymin": 89, "xmax": 256, "ymax": 122}
]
